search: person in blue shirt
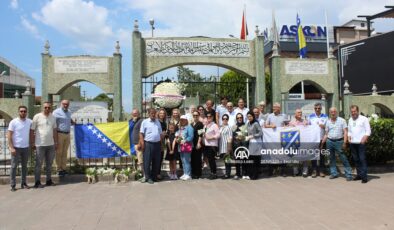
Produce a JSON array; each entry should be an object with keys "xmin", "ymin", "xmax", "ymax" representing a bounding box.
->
[{"xmin": 139, "ymin": 108, "xmax": 163, "ymax": 184}]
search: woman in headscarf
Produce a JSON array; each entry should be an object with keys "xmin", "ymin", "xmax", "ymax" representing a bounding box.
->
[
  {"xmin": 232, "ymin": 113, "xmax": 248, "ymax": 179},
  {"xmin": 245, "ymin": 111, "xmax": 263, "ymax": 180}
]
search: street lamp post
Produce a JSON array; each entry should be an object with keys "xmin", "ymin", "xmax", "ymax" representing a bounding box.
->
[
  {"xmin": 149, "ymin": 18, "xmax": 155, "ymax": 38},
  {"xmin": 149, "ymin": 18, "xmax": 155, "ymax": 84}
]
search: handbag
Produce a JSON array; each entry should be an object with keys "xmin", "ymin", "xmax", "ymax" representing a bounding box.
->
[
  {"xmin": 180, "ymin": 142, "xmax": 192, "ymax": 153},
  {"xmin": 179, "ymin": 128, "xmax": 192, "ymax": 153}
]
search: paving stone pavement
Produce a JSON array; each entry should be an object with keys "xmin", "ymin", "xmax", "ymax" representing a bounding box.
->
[{"xmin": 1, "ymin": 173, "xmax": 394, "ymax": 230}]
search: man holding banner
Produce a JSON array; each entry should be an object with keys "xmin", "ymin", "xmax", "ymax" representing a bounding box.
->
[{"xmin": 308, "ymin": 103, "xmax": 328, "ymax": 177}]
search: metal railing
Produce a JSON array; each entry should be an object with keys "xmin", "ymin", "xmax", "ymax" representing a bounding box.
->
[{"xmin": 0, "ymin": 118, "xmax": 136, "ymax": 177}]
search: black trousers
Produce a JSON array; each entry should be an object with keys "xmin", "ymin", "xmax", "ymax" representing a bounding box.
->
[
  {"xmin": 191, "ymin": 148, "xmax": 202, "ymax": 177},
  {"xmin": 248, "ymin": 155, "xmax": 261, "ymax": 180},
  {"xmin": 204, "ymin": 146, "xmax": 217, "ymax": 174},
  {"xmin": 143, "ymin": 141, "xmax": 161, "ymax": 181}
]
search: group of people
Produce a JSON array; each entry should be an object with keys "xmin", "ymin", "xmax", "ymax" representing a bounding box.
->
[
  {"xmin": 7, "ymin": 97, "xmax": 371, "ymax": 191},
  {"xmin": 131, "ymin": 96, "xmax": 371, "ymax": 185},
  {"xmin": 7, "ymin": 100, "xmax": 73, "ymax": 191}
]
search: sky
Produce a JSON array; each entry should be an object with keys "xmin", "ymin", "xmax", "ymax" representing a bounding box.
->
[{"xmin": 1, "ymin": 0, "xmax": 393, "ymax": 112}]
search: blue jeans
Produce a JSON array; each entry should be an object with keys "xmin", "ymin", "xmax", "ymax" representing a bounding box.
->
[
  {"xmin": 350, "ymin": 144, "xmax": 367, "ymax": 179},
  {"xmin": 180, "ymin": 152, "xmax": 191, "ymax": 176},
  {"xmin": 327, "ymin": 140, "xmax": 352, "ymax": 178},
  {"xmin": 10, "ymin": 147, "xmax": 29, "ymax": 187}
]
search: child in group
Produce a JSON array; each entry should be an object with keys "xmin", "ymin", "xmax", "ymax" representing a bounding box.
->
[{"xmin": 165, "ymin": 123, "xmax": 179, "ymax": 180}]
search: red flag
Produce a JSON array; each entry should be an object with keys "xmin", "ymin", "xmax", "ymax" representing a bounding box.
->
[{"xmin": 240, "ymin": 10, "xmax": 248, "ymax": 40}]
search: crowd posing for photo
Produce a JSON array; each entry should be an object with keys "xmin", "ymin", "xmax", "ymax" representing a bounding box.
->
[
  {"xmin": 7, "ymin": 97, "xmax": 371, "ymax": 191},
  {"xmin": 129, "ymin": 97, "xmax": 371, "ymax": 184}
]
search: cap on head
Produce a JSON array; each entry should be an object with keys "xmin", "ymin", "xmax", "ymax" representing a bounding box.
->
[{"xmin": 180, "ymin": 115, "xmax": 188, "ymax": 120}]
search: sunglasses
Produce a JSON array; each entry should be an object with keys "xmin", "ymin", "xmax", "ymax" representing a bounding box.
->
[
  {"xmin": 19, "ymin": 110, "xmax": 27, "ymax": 113},
  {"xmin": 222, "ymin": 118, "xmax": 228, "ymax": 120},
  {"xmin": 44, "ymin": 107, "xmax": 51, "ymax": 109}
]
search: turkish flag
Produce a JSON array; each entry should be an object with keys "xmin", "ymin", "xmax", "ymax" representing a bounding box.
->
[{"xmin": 240, "ymin": 11, "xmax": 248, "ymax": 40}]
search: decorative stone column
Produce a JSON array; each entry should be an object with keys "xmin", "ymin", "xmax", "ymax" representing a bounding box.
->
[
  {"xmin": 22, "ymin": 80, "xmax": 35, "ymax": 119},
  {"xmin": 41, "ymin": 40, "xmax": 51, "ymax": 104},
  {"xmin": 254, "ymin": 33, "xmax": 265, "ymax": 104},
  {"xmin": 113, "ymin": 41, "xmax": 123, "ymax": 121},
  {"xmin": 343, "ymin": 80, "xmax": 353, "ymax": 119},
  {"xmin": 328, "ymin": 56, "xmax": 339, "ymax": 110},
  {"xmin": 132, "ymin": 20, "xmax": 143, "ymax": 112}
]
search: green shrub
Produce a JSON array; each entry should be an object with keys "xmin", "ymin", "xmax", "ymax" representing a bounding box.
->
[{"xmin": 365, "ymin": 118, "xmax": 394, "ymax": 164}]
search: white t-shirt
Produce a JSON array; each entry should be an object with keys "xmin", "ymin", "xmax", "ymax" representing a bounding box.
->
[
  {"xmin": 348, "ymin": 115, "xmax": 371, "ymax": 144},
  {"xmin": 8, "ymin": 118, "xmax": 32, "ymax": 148},
  {"xmin": 31, "ymin": 113, "xmax": 57, "ymax": 146}
]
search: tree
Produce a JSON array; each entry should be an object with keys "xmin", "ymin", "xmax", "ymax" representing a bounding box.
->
[
  {"xmin": 177, "ymin": 66, "xmax": 216, "ymax": 102},
  {"xmin": 93, "ymin": 93, "xmax": 113, "ymax": 110},
  {"xmin": 218, "ymin": 70, "xmax": 248, "ymax": 103}
]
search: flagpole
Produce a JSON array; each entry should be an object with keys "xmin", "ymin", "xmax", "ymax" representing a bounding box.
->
[
  {"xmin": 325, "ymin": 10, "xmax": 329, "ymax": 58},
  {"xmin": 244, "ymin": 4, "xmax": 247, "ymax": 40}
]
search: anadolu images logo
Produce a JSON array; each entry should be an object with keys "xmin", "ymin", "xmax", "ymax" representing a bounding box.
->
[{"xmin": 234, "ymin": 146, "xmax": 249, "ymax": 160}]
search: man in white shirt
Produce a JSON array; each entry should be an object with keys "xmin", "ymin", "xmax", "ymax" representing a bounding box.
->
[
  {"xmin": 308, "ymin": 102, "xmax": 328, "ymax": 178},
  {"xmin": 216, "ymin": 96, "xmax": 228, "ymax": 126},
  {"xmin": 31, "ymin": 102, "xmax": 58, "ymax": 188},
  {"xmin": 234, "ymin": 98, "xmax": 249, "ymax": 123},
  {"xmin": 7, "ymin": 106, "xmax": 32, "ymax": 192},
  {"xmin": 225, "ymin": 102, "xmax": 237, "ymax": 127},
  {"xmin": 348, "ymin": 105, "xmax": 371, "ymax": 183}
]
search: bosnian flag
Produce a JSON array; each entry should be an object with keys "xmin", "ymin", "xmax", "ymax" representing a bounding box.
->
[
  {"xmin": 75, "ymin": 122, "xmax": 135, "ymax": 158},
  {"xmin": 296, "ymin": 13, "xmax": 307, "ymax": 58},
  {"xmin": 240, "ymin": 7, "xmax": 248, "ymax": 40}
]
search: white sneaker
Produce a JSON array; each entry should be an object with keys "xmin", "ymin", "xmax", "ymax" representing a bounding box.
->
[
  {"xmin": 168, "ymin": 172, "xmax": 173, "ymax": 179},
  {"xmin": 183, "ymin": 175, "xmax": 192, "ymax": 180},
  {"xmin": 173, "ymin": 174, "xmax": 178, "ymax": 180},
  {"xmin": 180, "ymin": 174, "xmax": 186, "ymax": 180},
  {"xmin": 242, "ymin": 176, "xmax": 247, "ymax": 179},
  {"xmin": 244, "ymin": 176, "xmax": 250, "ymax": 180}
]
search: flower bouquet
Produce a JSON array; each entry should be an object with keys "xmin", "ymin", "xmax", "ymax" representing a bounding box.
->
[
  {"xmin": 85, "ymin": 168, "xmax": 97, "ymax": 184},
  {"xmin": 114, "ymin": 168, "xmax": 133, "ymax": 183},
  {"xmin": 97, "ymin": 167, "xmax": 115, "ymax": 183},
  {"xmin": 236, "ymin": 125, "xmax": 248, "ymax": 141}
]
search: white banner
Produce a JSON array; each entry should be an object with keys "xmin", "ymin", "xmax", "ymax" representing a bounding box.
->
[{"xmin": 262, "ymin": 125, "xmax": 323, "ymax": 163}]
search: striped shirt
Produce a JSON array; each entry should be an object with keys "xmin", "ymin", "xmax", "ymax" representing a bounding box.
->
[
  {"xmin": 219, "ymin": 125, "xmax": 232, "ymax": 154},
  {"xmin": 325, "ymin": 117, "xmax": 347, "ymax": 140}
]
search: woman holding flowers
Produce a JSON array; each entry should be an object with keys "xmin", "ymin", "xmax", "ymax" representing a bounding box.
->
[
  {"xmin": 232, "ymin": 113, "xmax": 248, "ymax": 179},
  {"xmin": 203, "ymin": 112, "xmax": 220, "ymax": 180}
]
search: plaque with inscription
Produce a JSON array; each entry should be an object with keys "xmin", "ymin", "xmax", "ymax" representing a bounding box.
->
[
  {"xmin": 285, "ymin": 61, "xmax": 328, "ymax": 75},
  {"xmin": 54, "ymin": 58, "xmax": 108, "ymax": 73},
  {"xmin": 146, "ymin": 40, "xmax": 250, "ymax": 57}
]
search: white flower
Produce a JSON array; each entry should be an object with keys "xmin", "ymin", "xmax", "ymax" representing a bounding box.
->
[
  {"xmin": 197, "ymin": 129, "xmax": 205, "ymax": 135},
  {"xmin": 152, "ymin": 82, "xmax": 187, "ymax": 108}
]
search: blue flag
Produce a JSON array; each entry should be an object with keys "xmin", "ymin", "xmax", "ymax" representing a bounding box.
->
[
  {"xmin": 75, "ymin": 122, "xmax": 135, "ymax": 158},
  {"xmin": 296, "ymin": 14, "xmax": 307, "ymax": 58}
]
